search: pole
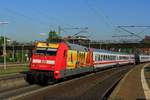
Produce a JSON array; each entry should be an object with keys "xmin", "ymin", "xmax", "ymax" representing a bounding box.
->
[
  {"xmin": 13, "ymin": 45, "xmax": 15, "ymax": 62},
  {"xmin": 3, "ymin": 35, "xmax": 6, "ymax": 69},
  {"xmin": 0, "ymin": 21, "xmax": 8, "ymax": 70},
  {"xmin": 89, "ymin": 42, "xmax": 90, "ymax": 48},
  {"xmin": 22, "ymin": 45, "xmax": 24, "ymax": 63},
  {"xmin": 58, "ymin": 26, "xmax": 61, "ymax": 34}
]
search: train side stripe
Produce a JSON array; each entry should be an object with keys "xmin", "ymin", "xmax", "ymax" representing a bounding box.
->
[{"xmin": 94, "ymin": 60, "xmax": 130, "ymax": 65}]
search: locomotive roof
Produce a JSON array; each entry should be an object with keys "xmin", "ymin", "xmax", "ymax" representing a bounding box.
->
[
  {"xmin": 92, "ymin": 48, "xmax": 130, "ymax": 55},
  {"xmin": 92, "ymin": 48, "xmax": 113, "ymax": 54},
  {"xmin": 67, "ymin": 43, "xmax": 89, "ymax": 51},
  {"xmin": 67, "ymin": 42, "xmax": 131, "ymax": 55}
]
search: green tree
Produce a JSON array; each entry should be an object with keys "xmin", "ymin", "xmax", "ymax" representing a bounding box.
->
[
  {"xmin": 46, "ymin": 30, "xmax": 62, "ymax": 43},
  {"xmin": 0, "ymin": 36, "xmax": 4, "ymax": 46}
]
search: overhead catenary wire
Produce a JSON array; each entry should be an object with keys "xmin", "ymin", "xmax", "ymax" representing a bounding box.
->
[
  {"xmin": 24, "ymin": 4, "xmax": 89, "ymax": 36},
  {"xmin": 114, "ymin": 26, "xmax": 150, "ymax": 39},
  {"xmin": 84, "ymin": 0, "xmax": 122, "ymax": 41},
  {"xmin": 28, "ymin": 7, "xmax": 75, "ymax": 28},
  {"xmin": 1, "ymin": 8, "xmax": 51, "ymax": 26},
  {"xmin": 84, "ymin": 0, "xmax": 116, "ymax": 30},
  {"xmin": 0, "ymin": 7, "xmax": 55, "ymax": 41},
  {"xmin": 19, "ymin": 1, "xmax": 77, "ymax": 29},
  {"xmin": 137, "ymin": 27, "xmax": 150, "ymax": 35}
]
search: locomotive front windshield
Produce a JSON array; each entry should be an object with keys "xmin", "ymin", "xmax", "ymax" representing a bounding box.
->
[
  {"xmin": 34, "ymin": 48, "xmax": 57, "ymax": 56},
  {"xmin": 35, "ymin": 50, "xmax": 46, "ymax": 54},
  {"xmin": 47, "ymin": 49, "xmax": 57, "ymax": 56}
]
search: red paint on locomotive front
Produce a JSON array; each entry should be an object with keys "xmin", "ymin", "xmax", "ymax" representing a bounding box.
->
[
  {"xmin": 29, "ymin": 42, "xmax": 69, "ymax": 79},
  {"xmin": 30, "ymin": 54, "xmax": 56, "ymax": 71}
]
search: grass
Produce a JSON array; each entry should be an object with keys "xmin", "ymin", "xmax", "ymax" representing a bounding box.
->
[{"xmin": 0, "ymin": 65, "xmax": 29, "ymax": 76}]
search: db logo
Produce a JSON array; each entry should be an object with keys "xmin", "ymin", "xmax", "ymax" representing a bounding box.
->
[{"xmin": 41, "ymin": 60, "xmax": 46, "ymax": 64}]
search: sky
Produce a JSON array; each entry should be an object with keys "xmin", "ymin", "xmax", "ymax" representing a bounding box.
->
[{"xmin": 0, "ymin": 0, "xmax": 150, "ymax": 42}]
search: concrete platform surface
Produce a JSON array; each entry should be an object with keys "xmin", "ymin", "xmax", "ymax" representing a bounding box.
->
[{"xmin": 109, "ymin": 63, "xmax": 150, "ymax": 100}]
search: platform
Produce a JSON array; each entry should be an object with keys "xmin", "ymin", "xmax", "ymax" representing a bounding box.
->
[{"xmin": 109, "ymin": 63, "xmax": 150, "ymax": 100}]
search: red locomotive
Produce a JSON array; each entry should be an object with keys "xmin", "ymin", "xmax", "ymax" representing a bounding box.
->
[{"xmin": 25, "ymin": 42, "xmax": 93, "ymax": 84}]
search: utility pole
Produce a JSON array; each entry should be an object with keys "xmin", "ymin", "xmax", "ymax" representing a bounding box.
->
[
  {"xmin": 58, "ymin": 26, "xmax": 61, "ymax": 34},
  {"xmin": 0, "ymin": 21, "xmax": 8, "ymax": 70},
  {"xmin": 22, "ymin": 45, "xmax": 24, "ymax": 63},
  {"xmin": 3, "ymin": 35, "xmax": 6, "ymax": 69},
  {"xmin": 58, "ymin": 26, "xmax": 88, "ymax": 43},
  {"xmin": 12, "ymin": 45, "xmax": 15, "ymax": 61},
  {"xmin": 89, "ymin": 42, "xmax": 90, "ymax": 48}
]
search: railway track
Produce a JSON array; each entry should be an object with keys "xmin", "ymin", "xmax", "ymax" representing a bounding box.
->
[
  {"xmin": 0, "ymin": 73, "xmax": 27, "ymax": 94},
  {"xmin": 0, "ymin": 64, "xmax": 134, "ymax": 100},
  {"xmin": 0, "ymin": 85, "xmax": 42, "ymax": 99},
  {"xmin": 99, "ymin": 67, "xmax": 129, "ymax": 99},
  {"xmin": 0, "ymin": 73, "xmax": 25, "ymax": 80}
]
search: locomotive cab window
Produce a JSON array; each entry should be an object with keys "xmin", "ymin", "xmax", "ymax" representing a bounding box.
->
[
  {"xmin": 34, "ymin": 50, "xmax": 46, "ymax": 54},
  {"xmin": 46, "ymin": 48, "xmax": 57, "ymax": 56},
  {"xmin": 34, "ymin": 47, "xmax": 46, "ymax": 54},
  {"xmin": 34, "ymin": 48, "xmax": 57, "ymax": 56}
]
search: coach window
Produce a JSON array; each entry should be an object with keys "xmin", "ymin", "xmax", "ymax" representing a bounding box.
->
[
  {"xmin": 119, "ymin": 56, "xmax": 121, "ymax": 60},
  {"xmin": 100, "ymin": 55, "xmax": 102, "ymax": 61},
  {"xmin": 110, "ymin": 55, "xmax": 112, "ymax": 60},
  {"xmin": 97, "ymin": 55, "xmax": 99, "ymax": 61},
  {"xmin": 109, "ymin": 55, "xmax": 111, "ymax": 60},
  {"xmin": 112, "ymin": 56, "xmax": 114, "ymax": 60},
  {"xmin": 114, "ymin": 56, "xmax": 116, "ymax": 60},
  {"xmin": 103, "ymin": 55, "xmax": 104, "ymax": 61},
  {"xmin": 113, "ymin": 56, "xmax": 115, "ymax": 60},
  {"xmin": 96, "ymin": 55, "xmax": 98, "ymax": 61},
  {"xmin": 95, "ymin": 55, "xmax": 98, "ymax": 61},
  {"xmin": 102, "ymin": 55, "xmax": 104, "ymax": 60},
  {"xmin": 108, "ymin": 55, "xmax": 110, "ymax": 60},
  {"xmin": 111, "ymin": 56, "xmax": 113, "ymax": 60},
  {"xmin": 99, "ymin": 55, "xmax": 101, "ymax": 61},
  {"xmin": 107, "ymin": 55, "xmax": 108, "ymax": 60},
  {"xmin": 104, "ymin": 55, "xmax": 106, "ymax": 60}
]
